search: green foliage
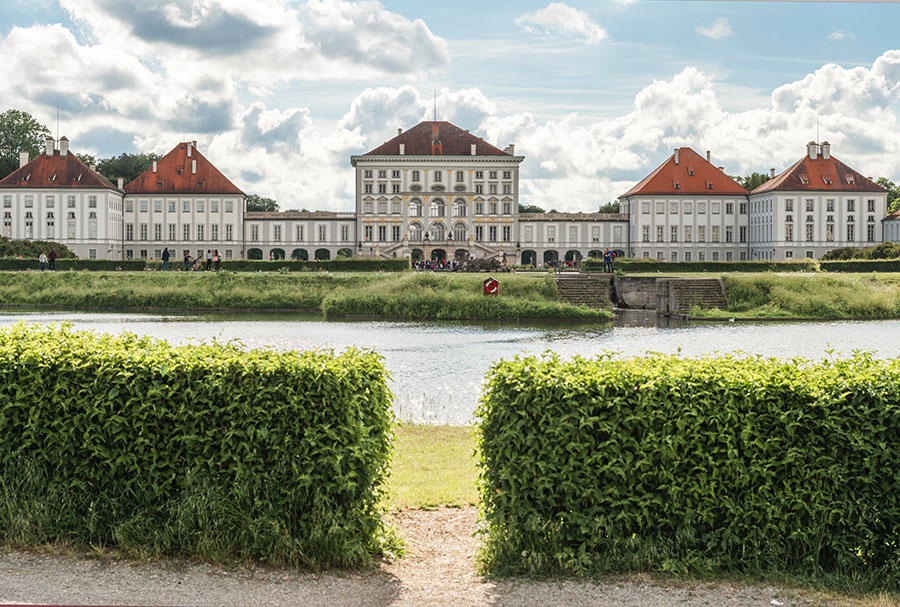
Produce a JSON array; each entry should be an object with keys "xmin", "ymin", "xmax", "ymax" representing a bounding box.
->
[
  {"xmin": 518, "ymin": 204, "xmax": 546, "ymax": 214},
  {"xmin": 0, "ymin": 324, "xmax": 396, "ymax": 566},
  {"xmin": 246, "ymin": 194, "xmax": 279, "ymax": 212},
  {"xmin": 217, "ymin": 258, "xmax": 408, "ymax": 272},
  {"xmin": 0, "ymin": 109, "xmax": 51, "ymax": 179},
  {"xmin": 478, "ymin": 352, "xmax": 900, "ymax": 589},
  {"xmin": 96, "ymin": 152, "xmax": 162, "ymax": 186},
  {"xmin": 597, "ymin": 202, "xmax": 620, "ymax": 213},
  {"xmin": 582, "ymin": 258, "xmax": 819, "ymax": 273},
  {"xmin": 821, "ymin": 242, "xmax": 900, "ymax": 261},
  {"xmin": 821, "ymin": 259, "xmax": 900, "ymax": 272},
  {"xmin": 735, "ymin": 172, "xmax": 771, "ymax": 191},
  {"xmin": 320, "ymin": 273, "xmax": 610, "ymax": 321},
  {"xmin": 876, "ymin": 178, "xmax": 900, "ymax": 215},
  {"xmin": 0, "ymin": 237, "xmax": 75, "ymax": 260}
]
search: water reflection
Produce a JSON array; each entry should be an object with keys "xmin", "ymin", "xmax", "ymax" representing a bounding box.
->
[{"xmin": 2, "ymin": 309, "xmax": 898, "ymax": 425}]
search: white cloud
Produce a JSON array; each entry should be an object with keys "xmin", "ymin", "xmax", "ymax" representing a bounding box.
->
[
  {"xmin": 515, "ymin": 2, "xmax": 607, "ymax": 44},
  {"xmin": 828, "ymin": 30, "xmax": 854, "ymax": 41},
  {"xmin": 696, "ymin": 17, "xmax": 732, "ymax": 40}
]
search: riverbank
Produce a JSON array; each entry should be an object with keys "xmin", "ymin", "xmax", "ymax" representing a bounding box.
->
[
  {"xmin": 687, "ymin": 273, "xmax": 900, "ymax": 320},
  {"xmin": 0, "ymin": 271, "xmax": 612, "ymax": 321}
]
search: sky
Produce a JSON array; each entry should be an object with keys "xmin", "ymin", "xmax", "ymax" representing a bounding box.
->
[{"xmin": 1, "ymin": 0, "xmax": 899, "ymax": 212}]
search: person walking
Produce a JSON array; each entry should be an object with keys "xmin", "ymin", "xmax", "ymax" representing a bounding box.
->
[
  {"xmin": 205, "ymin": 249, "xmax": 212, "ymax": 271},
  {"xmin": 603, "ymin": 248, "xmax": 611, "ymax": 273},
  {"xmin": 161, "ymin": 247, "xmax": 170, "ymax": 271},
  {"xmin": 39, "ymin": 252, "xmax": 47, "ymax": 271},
  {"xmin": 48, "ymin": 249, "xmax": 57, "ymax": 271},
  {"xmin": 214, "ymin": 250, "xmax": 220, "ymax": 271},
  {"xmin": 184, "ymin": 251, "xmax": 191, "ymax": 271}
]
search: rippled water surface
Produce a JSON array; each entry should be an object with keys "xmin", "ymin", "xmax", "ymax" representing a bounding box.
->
[{"xmin": 3, "ymin": 310, "xmax": 899, "ymax": 425}]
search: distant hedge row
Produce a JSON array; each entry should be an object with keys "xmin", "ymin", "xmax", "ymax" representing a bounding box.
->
[
  {"xmin": 582, "ymin": 258, "xmax": 819, "ymax": 273},
  {"xmin": 0, "ymin": 324, "xmax": 395, "ymax": 567},
  {"xmin": 479, "ymin": 353, "xmax": 900, "ymax": 585},
  {"xmin": 0, "ymin": 257, "xmax": 409, "ymax": 272},
  {"xmin": 0, "ymin": 236, "xmax": 75, "ymax": 259}
]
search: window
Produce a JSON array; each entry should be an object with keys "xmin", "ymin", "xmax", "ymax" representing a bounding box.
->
[
  {"xmin": 740, "ymin": 202, "xmax": 747, "ymax": 214},
  {"xmin": 364, "ymin": 170, "xmax": 372, "ymax": 178},
  {"xmin": 740, "ymin": 252, "xmax": 747, "ymax": 261},
  {"xmin": 685, "ymin": 202, "xmax": 692, "ymax": 214},
  {"xmin": 251, "ymin": 225, "xmax": 259, "ymax": 241},
  {"xmin": 475, "ymin": 226, "xmax": 483, "ymax": 241},
  {"xmin": 806, "ymin": 199, "xmax": 814, "ymax": 212},
  {"xmin": 726, "ymin": 202, "xmax": 733, "ymax": 214},
  {"xmin": 671, "ymin": 201, "xmax": 679, "ymax": 214},
  {"xmin": 684, "ymin": 225, "xmax": 692, "ymax": 242},
  {"xmin": 24, "ymin": 195, "xmax": 33, "ymax": 208},
  {"xmin": 154, "ymin": 223, "xmax": 162, "ymax": 240},
  {"xmin": 2, "ymin": 196, "xmax": 10, "ymax": 208},
  {"xmin": 642, "ymin": 251, "xmax": 650, "ymax": 259},
  {"xmin": 525, "ymin": 226, "xmax": 534, "ymax": 242},
  {"xmin": 712, "ymin": 202, "xmax": 720, "ymax": 214},
  {"xmin": 226, "ymin": 200, "xmax": 233, "ymax": 213},
  {"xmin": 806, "ymin": 251, "xmax": 814, "ymax": 259},
  {"xmin": 169, "ymin": 224, "xmax": 176, "ymax": 240},
  {"xmin": 847, "ymin": 199, "xmax": 855, "ymax": 212},
  {"xmin": 392, "ymin": 200, "xmax": 401, "ymax": 214},
  {"xmin": 196, "ymin": 225, "xmax": 204, "ymax": 240},
  {"xmin": 67, "ymin": 220, "xmax": 75, "ymax": 238},
  {"xmin": 569, "ymin": 226, "xmax": 578, "ymax": 242},
  {"xmin": 154, "ymin": 200, "xmax": 162, "ymax": 212},
  {"xmin": 698, "ymin": 226, "xmax": 706, "ymax": 242},
  {"xmin": 273, "ymin": 225, "xmax": 281, "ymax": 241},
  {"xmin": 785, "ymin": 223, "xmax": 793, "ymax": 241},
  {"xmin": 489, "ymin": 171, "xmax": 497, "ymax": 179},
  {"xmin": 364, "ymin": 225, "xmax": 373, "ymax": 241},
  {"xmin": 642, "ymin": 225, "xmax": 650, "ymax": 242},
  {"xmin": 592, "ymin": 226, "xmax": 600, "ymax": 242},
  {"xmin": 712, "ymin": 252, "xmax": 719, "ymax": 261},
  {"xmin": 670, "ymin": 226, "xmax": 678, "ymax": 242},
  {"xmin": 378, "ymin": 225, "xmax": 386, "ymax": 241},
  {"xmin": 341, "ymin": 225, "xmax": 349, "ymax": 241},
  {"xmin": 88, "ymin": 220, "xmax": 97, "ymax": 239},
  {"xmin": 225, "ymin": 224, "xmax": 233, "ymax": 241},
  {"xmin": 739, "ymin": 226, "xmax": 747, "ymax": 243},
  {"xmin": 489, "ymin": 202, "xmax": 497, "ymax": 214},
  {"xmin": 503, "ymin": 202, "xmax": 511, "ymax": 214},
  {"xmin": 489, "ymin": 226, "xmax": 497, "ymax": 241},
  {"xmin": 489, "ymin": 184, "xmax": 497, "ymax": 194},
  {"xmin": 378, "ymin": 200, "xmax": 387, "ymax": 214},
  {"xmin": 656, "ymin": 225, "xmax": 664, "ymax": 242},
  {"xmin": 657, "ymin": 251, "xmax": 664, "ymax": 261},
  {"xmin": 318, "ymin": 225, "xmax": 326, "ymax": 241},
  {"xmin": 785, "ymin": 199, "xmax": 794, "ymax": 212},
  {"xmin": 89, "ymin": 249, "xmax": 96, "ymax": 260},
  {"xmin": 868, "ymin": 199, "xmax": 876, "ymax": 213},
  {"xmin": 392, "ymin": 184, "xmax": 400, "ymax": 194},
  {"xmin": 364, "ymin": 201, "xmax": 373, "ymax": 214},
  {"xmin": 698, "ymin": 252, "xmax": 705, "ymax": 261},
  {"xmin": 806, "ymin": 223, "xmax": 814, "ymax": 241},
  {"xmin": 711, "ymin": 226, "xmax": 720, "ymax": 242},
  {"xmin": 671, "ymin": 252, "xmax": 678, "ymax": 261},
  {"xmin": 475, "ymin": 202, "xmax": 484, "ymax": 214},
  {"xmin": 656, "ymin": 202, "xmax": 664, "ymax": 214},
  {"xmin": 685, "ymin": 252, "xmax": 691, "ymax": 262},
  {"xmin": 412, "ymin": 170, "xmax": 420, "ymax": 182},
  {"xmin": 502, "ymin": 226, "xmax": 511, "ymax": 242},
  {"xmin": 503, "ymin": 184, "xmax": 511, "ymax": 194},
  {"xmin": 392, "ymin": 170, "xmax": 400, "ymax": 179},
  {"xmin": 434, "ymin": 171, "xmax": 442, "ymax": 182},
  {"xmin": 698, "ymin": 202, "xmax": 706, "ymax": 214},
  {"xmin": 140, "ymin": 250, "xmax": 147, "ymax": 260},
  {"xmin": 868, "ymin": 224, "xmax": 876, "ymax": 242},
  {"xmin": 475, "ymin": 171, "xmax": 483, "ymax": 179},
  {"xmin": 642, "ymin": 201, "xmax": 650, "ymax": 214},
  {"xmin": 547, "ymin": 226, "xmax": 556, "ymax": 242},
  {"xmin": 726, "ymin": 226, "xmax": 733, "ymax": 243},
  {"xmin": 296, "ymin": 225, "xmax": 305, "ymax": 241},
  {"xmin": 378, "ymin": 184, "xmax": 386, "ymax": 194},
  {"xmin": 392, "ymin": 225, "xmax": 401, "ymax": 241},
  {"xmin": 140, "ymin": 200, "xmax": 148, "ymax": 212},
  {"xmin": 183, "ymin": 200, "xmax": 190, "ymax": 212},
  {"xmin": 475, "ymin": 184, "xmax": 483, "ymax": 194},
  {"xmin": 140, "ymin": 223, "xmax": 148, "ymax": 240},
  {"xmin": 614, "ymin": 225, "xmax": 622, "ymax": 242},
  {"xmin": 88, "ymin": 196, "xmax": 97, "ymax": 208},
  {"xmin": 826, "ymin": 223, "xmax": 834, "ymax": 241},
  {"xmin": 503, "ymin": 171, "xmax": 511, "ymax": 179},
  {"xmin": 826, "ymin": 199, "xmax": 835, "ymax": 212},
  {"xmin": 46, "ymin": 195, "xmax": 54, "ymax": 208},
  {"xmin": 785, "ymin": 251, "xmax": 793, "ymax": 259},
  {"xmin": 211, "ymin": 201, "xmax": 219, "ymax": 213},
  {"xmin": 183, "ymin": 224, "xmax": 191, "ymax": 240},
  {"xmin": 126, "ymin": 224, "xmax": 134, "ymax": 240}
]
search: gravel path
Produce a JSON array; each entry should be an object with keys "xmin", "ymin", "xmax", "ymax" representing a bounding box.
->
[{"xmin": 0, "ymin": 508, "xmax": 832, "ymax": 606}]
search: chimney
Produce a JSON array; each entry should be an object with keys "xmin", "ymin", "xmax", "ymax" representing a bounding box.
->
[
  {"xmin": 152, "ymin": 161, "xmax": 158, "ymax": 173},
  {"xmin": 45, "ymin": 136, "xmax": 55, "ymax": 156},
  {"xmin": 117, "ymin": 177, "xmax": 124, "ymax": 190},
  {"xmin": 431, "ymin": 123, "xmax": 442, "ymax": 156},
  {"xmin": 807, "ymin": 141, "xmax": 818, "ymax": 160},
  {"xmin": 18, "ymin": 151, "xmax": 28, "ymax": 168},
  {"xmin": 192, "ymin": 140, "xmax": 197, "ymax": 149},
  {"xmin": 187, "ymin": 142, "xmax": 192, "ymax": 157},
  {"xmin": 674, "ymin": 149, "xmax": 679, "ymax": 165},
  {"xmin": 770, "ymin": 168, "xmax": 776, "ymax": 178},
  {"xmin": 506, "ymin": 144, "xmax": 515, "ymax": 155},
  {"xmin": 192, "ymin": 159, "xmax": 197, "ymax": 174},
  {"xmin": 718, "ymin": 166, "xmax": 725, "ymax": 172},
  {"xmin": 706, "ymin": 150, "xmax": 711, "ymax": 162},
  {"xmin": 58, "ymin": 136, "xmax": 69, "ymax": 156},
  {"xmin": 397, "ymin": 128, "xmax": 402, "ymax": 136},
  {"xmin": 821, "ymin": 141, "xmax": 831, "ymax": 160},
  {"xmin": 399, "ymin": 143, "xmax": 405, "ymax": 155},
  {"xmin": 470, "ymin": 144, "xmax": 476, "ymax": 156}
]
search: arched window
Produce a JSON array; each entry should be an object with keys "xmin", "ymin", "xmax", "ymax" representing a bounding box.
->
[
  {"xmin": 409, "ymin": 222, "xmax": 423, "ymax": 241},
  {"xmin": 409, "ymin": 199, "xmax": 423, "ymax": 217},
  {"xmin": 430, "ymin": 222, "xmax": 446, "ymax": 241},
  {"xmin": 430, "ymin": 199, "xmax": 445, "ymax": 217},
  {"xmin": 453, "ymin": 199, "xmax": 467, "ymax": 217},
  {"xmin": 453, "ymin": 222, "xmax": 466, "ymax": 242}
]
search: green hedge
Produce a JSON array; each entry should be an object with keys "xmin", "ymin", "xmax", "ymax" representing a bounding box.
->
[
  {"xmin": 583, "ymin": 257, "xmax": 819, "ymax": 273},
  {"xmin": 478, "ymin": 353, "xmax": 900, "ymax": 586},
  {"xmin": 0, "ymin": 236, "xmax": 75, "ymax": 259},
  {"xmin": 0, "ymin": 324, "xmax": 396, "ymax": 567},
  {"xmin": 0, "ymin": 258, "xmax": 148, "ymax": 271},
  {"xmin": 820, "ymin": 259, "xmax": 900, "ymax": 273},
  {"xmin": 821, "ymin": 242, "xmax": 900, "ymax": 260},
  {"xmin": 0, "ymin": 257, "xmax": 408, "ymax": 272}
]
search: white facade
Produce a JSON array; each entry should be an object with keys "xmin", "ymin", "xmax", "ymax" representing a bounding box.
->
[
  {"xmin": 517, "ymin": 212, "xmax": 628, "ymax": 266},
  {"xmin": 243, "ymin": 211, "xmax": 357, "ymax": 260}
]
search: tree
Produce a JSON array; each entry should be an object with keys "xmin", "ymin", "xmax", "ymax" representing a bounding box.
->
[
  {"xmin": 76, "ymin": 153, "xmax": 97, "ymax": 167},
  {"xmin": 97, "ymin": 152, "xmax": 161, "ymax": 185},
  {"xmin": 598, "ymin": 201, "xmax": 620, "ymax": 213},
  {"xmin": 0, "ymin": 109, "xmax": 51, "ymax": 179},
  {"xmin": 876, "ymin": 178, "xmax": 900, "ymax": 215},
  {"xmin": 735, "ymin": 172, "xmax": 771, "ymax": 191},
  {"xmin": 518, "ymin": 203, "xmax": 545, "ymax": 214},
  {"xmin": 246, "ymin": 194, "xmax": 279, "ymax": 212}
]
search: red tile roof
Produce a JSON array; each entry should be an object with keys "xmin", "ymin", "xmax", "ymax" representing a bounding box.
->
[
  {"xmin": 621, "ymin": 147, "xmax": 748, "ymax": 198},
  {"xmin": 125, "ymin": 142, "xmax": 244, "ymax": 196},
  {"xmin": 364, "ymin": 121, "xmax": 512, "ymax": 157},
  {"xmin": 750, "ymin": 152, "xmax": 885, "ymax": 195},
  {"xmin": 0, "ymin": 150, "xmax": 118, "ymax": 190}
]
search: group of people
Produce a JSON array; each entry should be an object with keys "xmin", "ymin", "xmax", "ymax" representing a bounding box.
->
[
  {"xmin": 38, "ymin": 250, "xmax": 57, "ymax": 271},
  {"xmin": 174, "ymin": 248, "xmax": 222, "ymax": 272},
  {"xmin": 413, "ymin": 258, "xmax": 460, "ymax": 271},
  {"xmin": 603, "ymin": 248, "xmax": 617, "ymax": 273}
]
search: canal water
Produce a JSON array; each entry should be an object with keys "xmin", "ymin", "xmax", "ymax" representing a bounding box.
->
[{"xmin": 3, "ymin": 309, "xmax": 899, "ymax": 425}]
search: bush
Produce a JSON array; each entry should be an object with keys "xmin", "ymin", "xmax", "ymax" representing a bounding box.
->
[
  {"xmin": 218, "ymin": 259, "xmax": 409, "ymax": 272},
  {"xmin": 478, "ymin": 352, "xmax": 900, "ymax": 588},
  {"xmin": 0, "ymin": 324, "xmax": 396, "ymax": 567},
  {"xmin": 820, "ymin": 259, "xmax": 900, "ymax": 273},
  {"xmin": 821, "ymin": 242, "xmax": 900, "ymax": 261},
  {"xmin": 583, "ymin": 257, "xmax": 819, "ymax": 273},
  {"xmin": 0, "ymin": 237, "xmax": 75, "ymax": 259},
  {"xmin": 0, "ymin": 258, "xmax": 146, "ymax": 271}
]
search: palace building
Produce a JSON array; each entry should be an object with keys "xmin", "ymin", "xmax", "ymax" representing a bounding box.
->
[{"xmin": 0, "ymin": 127, "xmax": 890, "ymax": 264}]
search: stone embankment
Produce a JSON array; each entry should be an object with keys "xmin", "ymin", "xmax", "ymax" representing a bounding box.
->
[{"xmin": 556, "ymin": 274, "xmax": 728, "ymax": 317}]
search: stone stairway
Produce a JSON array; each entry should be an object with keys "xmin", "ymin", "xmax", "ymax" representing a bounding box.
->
[
  {"xmin": 555, "ymin": 275, "xmax": 613, "ymax": 309},
  {"xmin": 662, "ymin": 278, "xmax": 728, "ymax": 314}
]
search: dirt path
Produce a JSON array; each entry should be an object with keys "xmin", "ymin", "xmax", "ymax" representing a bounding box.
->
[{"xmin": 0, "ymin": 508, "xmax": 842, "ymax": 606}]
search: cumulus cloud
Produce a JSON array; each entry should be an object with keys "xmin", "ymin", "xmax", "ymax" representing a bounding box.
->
[
  {"xmin": 516, "ymin": 2, "xmax": 607, "ymax": 44},
  {"xmin": 696, "ymin": 17, "xmax": 732, "ymax": 40},
  {"xmin": 828, "ymin": 30, "xmax": 854, "ymax": 41}
]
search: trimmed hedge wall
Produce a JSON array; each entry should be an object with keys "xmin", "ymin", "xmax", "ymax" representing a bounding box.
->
[
  {"xmin": 0, "ymin": 257, "xmax": 408, "ymax": 272},
  {"xmin": 582, "ymin": 257, "xmax": 819, "ymax": 273},
  {"xmin": 820, "ymin": 259, "xmax": 900, "ymax": 273},
  {"xmin": 0, "ymin": 324, "xmax": 395, "ymax": 567},
  {"xmin": 0, "ymin": 258, "xmax": 148, "ymax": 271},
  {"xmin": 479, "ymin": 353, "xmax": 900, "ymax": 585}
]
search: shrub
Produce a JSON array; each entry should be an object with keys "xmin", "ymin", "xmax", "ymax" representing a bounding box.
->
[
  {"xmin": 218, "ymin": 259, "xmax": 409, "ymax": 272},
  {"xmin": 0, "ymin": 237, "xmax": 75, "ymax": 259},
  {"xmin": 820, "ymin": 260, "xmax": 900, "ymax": 273},
  {"xmin": 0, "ymin": 324, "xmax": 396, "ymax": 567},
  {"xmin": 478, "ymin": 352, "xmax": 900, "ymax": 588},
  {"xmin": 583, "ymin": 258, "xmax": 819, "ymax": 273}
]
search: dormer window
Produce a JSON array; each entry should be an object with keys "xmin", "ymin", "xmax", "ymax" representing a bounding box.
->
[
  {"xmin": 176, "ymin": 168, "xmax": 183, "ymax": 175},
  {"xmin": 688, "ymin": 168, "xmax": 695, "ymax": 176},
  {"xmin": 706, "ymin": 182, "xmax": 714, "ymax": 189},
  {"xmin": 799, "ymin": 175, "xmax": 809, "ymax": 184},
  {"xmin": 22, "ymin": 173, "xmax": 30, "ymax": 182},
  {"xmin": 673, "ymin": 182, "xmax": 680, "ymax": 189},
  {"xmin": 822, "ymin": 175, "xmax": 832, "ymax": 185},
  {"xmin": 75, "ymin": 173, "xmax": 82, "ymax": 182},
  {"xmin": 49, "ymin": 172, "xmax": 57, "ymax": 182},
  {"xmin": 846, "ymin": 175, "xmax": 855, "ymax": 184},
  {"xmin": 157, "ymin": 181, "xmax": 164, "ymax": 187},
  {"xmin": 197, "ymin": 181, "xmax": 204, "ymax": 187}
]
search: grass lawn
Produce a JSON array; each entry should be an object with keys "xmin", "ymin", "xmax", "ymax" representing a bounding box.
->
[{"xmin": 387, "ymin": 425, "xmax": 478, "ymax": 509}]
